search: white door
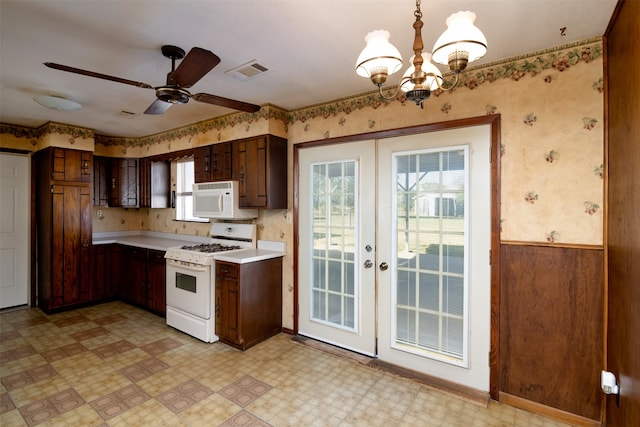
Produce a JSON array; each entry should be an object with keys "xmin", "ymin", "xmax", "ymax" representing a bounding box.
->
[
  {"xmin": 377, "ymin": 125, "xmax": 491, "ymax": 391},
  {"xmin": 0, "ymin": 153, "xmax": 30, "ymax": 309},
  {"xmin": 298, "ymin": 141, "xmax": 376, "ymax": 356}
]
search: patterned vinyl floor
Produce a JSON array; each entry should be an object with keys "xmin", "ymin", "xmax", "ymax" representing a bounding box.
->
[{"xmin": 0, "ymin": 301, "xmax": 571, "ymax": 426}]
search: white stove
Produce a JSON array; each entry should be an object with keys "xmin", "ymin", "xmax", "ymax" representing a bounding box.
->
[{"xmin": 164, "ymin": 223, "xmax": 256, "ymax": 342}]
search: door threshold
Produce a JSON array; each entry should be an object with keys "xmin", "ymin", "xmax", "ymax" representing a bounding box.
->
[{"xmin": 291, "ymin": 335, "xmax": 373, "ymax": 365}]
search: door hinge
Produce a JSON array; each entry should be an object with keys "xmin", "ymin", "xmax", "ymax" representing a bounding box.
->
[{"xmin": 489, "ymin": 249, "xmax": 492, "ymax": 265}]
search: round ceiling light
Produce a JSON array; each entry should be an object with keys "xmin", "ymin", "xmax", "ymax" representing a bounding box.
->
[{"xmin": 33, "ymin": 95, "xmax": 82, "ymax": 111}]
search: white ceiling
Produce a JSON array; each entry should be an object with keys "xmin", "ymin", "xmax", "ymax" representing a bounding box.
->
[{"xmin": 0, "ymin": 0, "xmax": 617, "ymax": 138}]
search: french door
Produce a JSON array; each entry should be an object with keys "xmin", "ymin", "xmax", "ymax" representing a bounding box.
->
[
  {"xmin": 297, "ymin": 125, "xmax": 491, "ymax": 390},
  {"xmin": 298, "ymin": 141, "xmax": 376, "ymax": 356}
]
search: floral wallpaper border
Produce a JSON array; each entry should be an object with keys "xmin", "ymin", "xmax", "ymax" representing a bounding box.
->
[
  {"xmin": 0, "ymin": 121, "xmax": 94, "ymax": 146},
  {"xmin": 1, "ymin": 38, "xmax": 602, "ymax": 150}
]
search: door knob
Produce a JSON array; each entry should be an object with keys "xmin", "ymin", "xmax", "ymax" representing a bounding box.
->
[
  {"xmin": 379, "ymin": 262, "xmax": 389, "ymax": 271},
  {"xmin": 364, "ymin": 260, "xmax": 373, "ymax": 269}
]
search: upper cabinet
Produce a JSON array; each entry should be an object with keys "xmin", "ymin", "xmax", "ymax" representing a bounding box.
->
[
  {"xmin": 94, "ymin": 156, "xmax": 169, "ymax": 208},
  {"xmin": 139, "ymin": 158, "xmax": 170, "ymax": 208},
  {"xmin": 109, "ymin": 158, "xmax": 139, "ymax": 208},
  {"xmin": 49, "ymin": 147, "xmax": 92, "ymax": 183},
  {"xmin": 93, "ymin": 156, "xmax": 109, "ymax": 207},
  {"xmin": 194, "ymin": 142, "xmax": 233, "ymax": 183},
  {"xmin": 233, "ymin": 135, "xmax": 287, "ymax": 209},
  {"xmin": 211, "ymin": 142, "xmax": 233, "ymax": 181},
  {"xmin": 193, "ymin": 146, "xmax": 211, "ymax": 183}
]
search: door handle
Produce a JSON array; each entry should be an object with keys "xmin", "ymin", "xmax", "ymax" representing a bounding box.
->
[
  {"xmin": 364, "ymin": 260, "xmax": 373, "ymax": 269},
  {"xmin": 379, "ymin": 262, "xmax": 389, "ymax": 271}
]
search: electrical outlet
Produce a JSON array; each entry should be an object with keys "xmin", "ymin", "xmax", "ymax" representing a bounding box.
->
[{"xmin": 97, "ymin": 209, "xmax": 103, "ymax": 218}]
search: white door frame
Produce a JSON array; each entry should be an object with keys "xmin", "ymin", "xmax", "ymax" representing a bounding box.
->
[{"xmin": 293, "ymin": 115, "xmax": 501, "ymax": 398}]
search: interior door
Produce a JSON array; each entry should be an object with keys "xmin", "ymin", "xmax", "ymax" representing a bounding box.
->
[
  {"xmin": 298, "ymin": 141, "xmax": 376, "ymax": 356},
  {"xmin": 0, "ymin": 153, "xmax": 30, "ymax": 309},
  {"xmin": 376, "ymin": 126, "xmax": 492, "ymax": 392}
]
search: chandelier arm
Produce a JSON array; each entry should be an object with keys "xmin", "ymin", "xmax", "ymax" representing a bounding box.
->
[
  {"xmin": 378, "ymin": 76, "xmax": 413, "ymax": 100},
  {"xmin": 427, "ymin": 71, "xmax": 461, "ymax": 91},
  {"xmin": 378, "ymin": 84, "xmax": 401, "ymax": 100}
]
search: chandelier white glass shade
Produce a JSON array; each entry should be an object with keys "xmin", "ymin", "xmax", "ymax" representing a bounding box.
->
[
  {"xmin": 356, "ymin": 0, "xmax": 487, "ymax": 107},
  {"xmin": 431, "ymin": 11, "xmax": 487, "ymax": 72},
  {"xmin": 355, "ymin": 30, "xmax": 403, "ymax": 85}
]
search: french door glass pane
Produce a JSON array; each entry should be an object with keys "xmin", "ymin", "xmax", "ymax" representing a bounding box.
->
[
  {"xmin": 311, "ymin": 161, "xmax": 357, "ymax": 330},
  {"xmin": 394, "ymin": 148, "xmax": 467, "ymax": 361}
]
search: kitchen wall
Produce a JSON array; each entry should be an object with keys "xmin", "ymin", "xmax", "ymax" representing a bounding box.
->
[{"xmin": 1, "ymin": 37, "xmax": 605, "ymax": 420}]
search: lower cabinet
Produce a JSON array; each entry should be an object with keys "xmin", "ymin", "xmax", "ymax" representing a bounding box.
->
[
  {"xmin": 215, "ymin": 258, "xmax": 282, "ymax": 350},
  {"xmin": 118, "ymin": 245, "xmax": 166, "ymax": 316},
  {"xmin": 92, "ymin": 244, "xmax": 117, "ymax": 302}
]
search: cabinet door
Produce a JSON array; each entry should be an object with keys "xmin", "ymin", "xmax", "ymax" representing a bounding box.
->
[
  {"xmin": 233, "ymin": 136, "xmax": 287, "ymax": 209},
  {"xmin": 51, "ymin": 185, "xmax": 92, "ymax": 307},
  {"xmin": 194, "ymin": 146, "xmax": 212, "ymax": 183},
  {"xmin": 211, "ymin": 142, "xmax": 232, "ymax": 181},
  {"xmin": 138, "ymin": 158, "xmax": 151, "ymax": 207},
  {"xmin": 93, "ymin": 156, "xmax": 109, "ymax": 206},
  {"xmin": 51, "ymin": 148, "xmax": 92, "ymax": 183},
  {"xmin": 122, "ymin": 246, "xmax": 147, "ymax": 307},
  {"xmin": 216, "ymin": 262, "xmax": 240, "ymax": 343},
  {"xmin": 146, "ymin": 249, "xmax": 166, "ymax": 315},
  {"xmin": 109, "ymin": 158, "xmax": 139, "ymax": 207},
  {"xmin": 234, "ymin": 137, "xmax": 266, "ymax": 208}
]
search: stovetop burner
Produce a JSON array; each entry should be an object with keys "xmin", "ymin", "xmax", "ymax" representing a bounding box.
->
[{"xmin": 180, "ymin": 243, "xmax": 242, "ymax": 253}]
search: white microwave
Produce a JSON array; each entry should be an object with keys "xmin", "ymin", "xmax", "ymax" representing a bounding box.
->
[{"xmin": 192, "ymin": 180, "xmax": 258, "ymax": 219}]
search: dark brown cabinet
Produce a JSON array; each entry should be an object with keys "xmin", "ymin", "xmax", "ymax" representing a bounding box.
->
[
  {"xmin": 139, "ymin": 158, "xmax": 170, "ymax": 208},
  {"xmin": 50, "ymin": 147, "xmax": 92, "ymax": 183},
  {"xmin": 215, "ymin": 258, "xmax": 282, "ymax": 350},
  {"xmin": 233, "ymin": 135, "xmax": 287, "ymax": 209},
  {"xmin": 109, "ymin": 158, "xmax": 139, "ymax": 208},
  {"xmin": 194, "ymin": 142, "xmax": 233, "ymax": 183},
  {"xmin": 211, "ymin": 142, "xmax": 233, "ymax": 181},
  {"xmin": 34, "ymin": 148, "xmax": 93, "ymax": 312},
  {"xmin": 92, "ymin": 244, "xmax": 117, "ymax": 302},
  {"xmin": 118, "ymin": 246, "xmax": 166, "ymax": 316},
  {"xmin": 93, "ymin": 156, "xmax": 109, "ymax": 206}
]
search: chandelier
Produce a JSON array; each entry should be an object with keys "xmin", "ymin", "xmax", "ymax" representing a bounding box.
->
[{"xmin": 355, "ymin": 0, "xmax": 487, "ymax": 107}]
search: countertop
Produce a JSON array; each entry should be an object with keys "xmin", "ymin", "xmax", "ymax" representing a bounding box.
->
[
  {"xmin": 93, "ymin": 231, "xmax": 210, "ymax": 252},
  {"xmin": 214, "ymin": 240, "xmax": 286, "ymax": 264},
  {"xmin": 93, "ymin": 231, "xmax": 286, "ymax": 263}
]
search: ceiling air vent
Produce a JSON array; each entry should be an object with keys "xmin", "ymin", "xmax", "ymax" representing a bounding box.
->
[{"xmin": 225, "ymin": 60, "xmax": 271, "ymax": 81}]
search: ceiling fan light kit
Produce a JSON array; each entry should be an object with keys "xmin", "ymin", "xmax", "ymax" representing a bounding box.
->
[
  {"xmin": 44, "ymin": 44, "xmax": 261, "ymax": 115},
  {"xmin": 356, "ymin": 0, "xmax": 487, "ymax": 108},
  {"xmin": 33, "ymin": 94, "xmax": 82, "ymax": 111}
]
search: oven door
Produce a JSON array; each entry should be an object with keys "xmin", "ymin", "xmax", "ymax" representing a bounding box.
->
[{"xmin": 166, "ymin": 258, "xmax": 211, "ymax": 319}]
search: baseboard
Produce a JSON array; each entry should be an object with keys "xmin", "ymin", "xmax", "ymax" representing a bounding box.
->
[{"xmin": 499, "ymin": 392, "xmax": 602, "ymax": 427}]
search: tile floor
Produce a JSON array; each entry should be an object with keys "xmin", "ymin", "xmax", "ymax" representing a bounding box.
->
[{"xmin": 0, "ymin": 301, "xmax": 572, "ymax": 426}]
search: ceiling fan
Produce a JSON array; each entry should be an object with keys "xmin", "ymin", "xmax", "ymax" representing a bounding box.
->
[{"xmin": 44, "ymin": 45, "xmax": 261, "ymax": 115}]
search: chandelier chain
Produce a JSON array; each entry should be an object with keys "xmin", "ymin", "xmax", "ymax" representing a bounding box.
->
[{"xmin": 414, "ymin": 0, "xmax": 422, "ymax": 19}]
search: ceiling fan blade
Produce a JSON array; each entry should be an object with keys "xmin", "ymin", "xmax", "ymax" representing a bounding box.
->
[
  {"xmin": 170, "ymin": 47, "xmax": 221, "ymax": 88},
  {"xmin": 144, "ymin": 99, "xmax": 173, "ymax": 115},
  {"xmin": 44, "ymin": 62, "xmax": 154, "ymax": 89},
  {"xmin": 192, "ymin": 93, "xmax": 261, "ymax": 113}
]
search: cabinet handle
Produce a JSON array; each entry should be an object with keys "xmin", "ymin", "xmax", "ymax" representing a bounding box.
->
[{"xmin": 111, "ymin": 178, "xmax": 116, "ymax": 189}]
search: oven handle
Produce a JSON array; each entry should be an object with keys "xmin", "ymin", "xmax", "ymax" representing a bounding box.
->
[{"xmin": 166, "ymin": 258, "xmax": 210, "ymax": 272}]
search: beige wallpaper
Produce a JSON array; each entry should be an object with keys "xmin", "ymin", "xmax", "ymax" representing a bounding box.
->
[{"xmin": 1, "ymin": 38, "xmax": 604, "ymax": 329}]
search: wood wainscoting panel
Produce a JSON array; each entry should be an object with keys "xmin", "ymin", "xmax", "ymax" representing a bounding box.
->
[{"xmin": 499, "ymin": 244, "xmax": 603, "ymax": 421}]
